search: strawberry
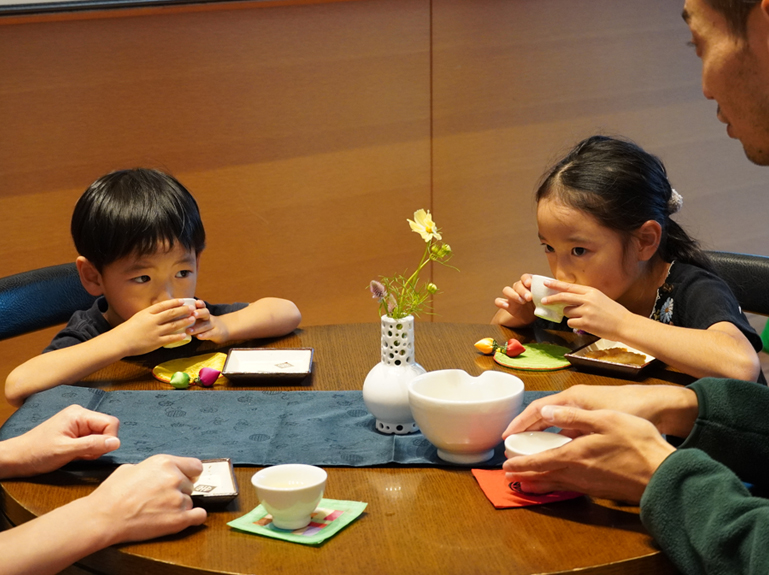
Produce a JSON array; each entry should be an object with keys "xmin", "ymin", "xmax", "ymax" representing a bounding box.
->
[{"xmin": 505, "ymin": 338, "xmax": 525, "ymax": 358}]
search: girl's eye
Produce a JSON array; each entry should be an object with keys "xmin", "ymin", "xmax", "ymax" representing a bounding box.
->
[
  {"xmin": 572, "ymin": 247, "xmax": 587, "ymax": 256},
  {"xmin": 542, "ymin": 243, "xmax": 554, "ymax": 253},
  {"xmin": 133, "ymin": 275, "xmax": 150, "ymax": 284},
  {"xmin": 176, "ymin": 270, "xmax": 193, "ymax": 278}
]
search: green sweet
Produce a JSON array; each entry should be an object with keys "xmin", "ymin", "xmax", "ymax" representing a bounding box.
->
[{"xmin": 170, "ymin": 371, "xmax": 191, "ymax": 389}]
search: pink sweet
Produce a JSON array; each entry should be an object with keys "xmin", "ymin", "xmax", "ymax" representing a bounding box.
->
[{"xmin": 198, "ymin": 367, "xmax": 220, "ymax": 388}]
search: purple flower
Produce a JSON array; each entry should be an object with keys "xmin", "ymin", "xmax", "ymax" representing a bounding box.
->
[
  {"xmin": 387, "ymin": 294, "xmax": 398, "ymax": 314},
  {"xmin": 370, "ymin": 280, "xmax": 387, "ymax": 301}
]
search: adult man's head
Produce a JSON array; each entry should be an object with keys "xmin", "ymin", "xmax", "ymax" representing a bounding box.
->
[{"xmin": 683, "ymin": 0, "xmax": 769, "ymax": 164}]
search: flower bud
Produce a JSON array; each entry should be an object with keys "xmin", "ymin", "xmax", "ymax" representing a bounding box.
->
[
  {"xmin": 369, "ymin": 280, "xmax": 387, "ymax": 301},
  {"xmin": 426, "ymin": 283, "xmax": 438, "ymax": 294}
]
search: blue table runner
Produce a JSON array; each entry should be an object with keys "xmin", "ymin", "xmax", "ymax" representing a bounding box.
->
[{"xmin": 0, "ymin": 386, "xmax": 554, "ymax": 467}]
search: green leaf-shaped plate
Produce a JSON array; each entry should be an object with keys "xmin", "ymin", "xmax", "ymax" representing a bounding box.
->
[{"xmin": 493, "ymin": 343, "xmax": 571, "ymax": 371}]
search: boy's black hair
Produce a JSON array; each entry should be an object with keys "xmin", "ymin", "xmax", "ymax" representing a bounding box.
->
[{"xmin": 71, "ymin": 168, "xmax": 206, "ymax": 271}]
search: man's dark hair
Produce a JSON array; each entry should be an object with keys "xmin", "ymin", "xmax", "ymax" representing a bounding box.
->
[
  {"xmin": 705, "ymin": 0, "xmax": 761, "ymax": 38},
  {"xmin": 71, "ymin": 168, "xmax": 206, "ymax": 271}
]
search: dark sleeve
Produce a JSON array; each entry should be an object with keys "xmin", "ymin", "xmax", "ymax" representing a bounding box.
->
[
  {"xmin": 204, "ymin": 302, "xmax": 248, "ymax": 316},
  {"xmin": 677, "ymin": 268, "xmax": 763, "ymax": 353},
  {"xmin": 639, "ymin": 377, "xmax": 769, "ymax": 573},
  {"xmin": 44, "ymin": 330, "xmax": 92, "ymax": 352},
  {"xmin": 677, "ymin": 377, "xmax": 769, "ymax": 485},
  {"xmin": 640, "ymin": 449, "xmax": 769, "ymax": 575},
  {"xmin": 42, "ymin": 301, "xmax": 112, "ymax": 353}
]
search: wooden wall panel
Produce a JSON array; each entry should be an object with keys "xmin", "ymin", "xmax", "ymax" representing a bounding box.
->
[
  {"xmin": 0, "ymin": 0, "xmax": 431, "ymax": 419},
  {"xmin": 431, "ymin": 0, "xmax": 769, "ymax": 324},
  {"xmin": 0, "ymin": 0, "xmax": 432, "ymax": 324}
]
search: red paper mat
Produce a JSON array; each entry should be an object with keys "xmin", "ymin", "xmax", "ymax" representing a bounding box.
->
[{"xmin": 471, "ymin": 469, "xmax": 583, "ymax": 508}]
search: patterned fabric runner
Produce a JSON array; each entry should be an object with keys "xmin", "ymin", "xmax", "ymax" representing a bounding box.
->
[{"xmin": 0, "ymin": 386, "xmax": 553, "ymax": 467}]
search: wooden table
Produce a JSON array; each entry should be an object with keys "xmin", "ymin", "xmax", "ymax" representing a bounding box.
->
[{"xmin": 1, "ymin": 323, "xmax": 692, "ymax": 575}]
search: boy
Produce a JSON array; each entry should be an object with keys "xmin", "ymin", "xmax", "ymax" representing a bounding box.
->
[{"xmin": 5, "ymin": 169, "xmax": 301, "ymax": 406}]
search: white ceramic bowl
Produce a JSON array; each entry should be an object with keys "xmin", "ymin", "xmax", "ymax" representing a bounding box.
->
[
  {"xmin": 504, "ymin": 431, "xmax": 572, "ymax": 457},
  {"xmin": 251, "ymin": 464, "xmax": 327, "ymax": 530},
  {"xmin": 408, "ymin": 369, "xmax": 524, "ymax": 464}
]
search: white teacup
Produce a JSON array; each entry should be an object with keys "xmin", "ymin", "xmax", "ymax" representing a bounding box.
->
[
  {"xmin": 251, "ymin": 464, "xmax": 327, "ymax": 530},
  {"xmin": 504, "ymin": 431, "xmax": 572, "ymax": 458},
  {"xmin": 530, "ymin": 275, "xmax": 566, "ymax": 323},
  {"xmin": 163, "ymin": 298, "xmax": 197, "ymax": 349}
]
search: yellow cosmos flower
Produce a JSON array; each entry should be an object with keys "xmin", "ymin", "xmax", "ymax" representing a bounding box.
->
[{"xmin": 408, "ymin": 209, "xmax": 442, "ymax": 242}]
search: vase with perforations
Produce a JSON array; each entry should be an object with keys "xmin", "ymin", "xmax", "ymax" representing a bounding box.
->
[{"xmin": 362, "ymin": 315, "xmax": 425, "ymax": 435}]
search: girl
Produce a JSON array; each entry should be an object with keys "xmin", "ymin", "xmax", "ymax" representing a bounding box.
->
[{"xmin": 492, "ymin": 135, "xmax": 764, "ymax": 382}]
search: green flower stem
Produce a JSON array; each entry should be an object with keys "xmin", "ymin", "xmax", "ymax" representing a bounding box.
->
[{"xmin": 398, "ymin": 242, "xmax": 433, "ymax": 314}]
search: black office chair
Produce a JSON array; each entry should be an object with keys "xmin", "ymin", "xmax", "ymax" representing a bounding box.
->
[
  {"xmin": 706, "ymin": 250, "xmax": 769, "ymax": 352},
  {"xmin": 0, "ymin": 263, "xmax": 97, "ymax": 341},
  {"xmin": 706, "ymin": 251, "xmax": 769, "ymax": 316}
]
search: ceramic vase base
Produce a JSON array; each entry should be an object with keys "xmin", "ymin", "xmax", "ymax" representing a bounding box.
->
[
  {"xmin": 437, "ymin": 448, "xmax": 494, "ymax": 465},
  {"xmin": 375, "ymin": 419, "xmax": 418, "ymax": 435}
]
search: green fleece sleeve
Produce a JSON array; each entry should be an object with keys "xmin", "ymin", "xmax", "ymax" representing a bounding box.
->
[
  {"xmin": 678, "ymin": 378, "xmax": 769, "ymax": 487},
  {"xmin": 640, "ymin": 449, "xmax": 769, "ymax": 575}
]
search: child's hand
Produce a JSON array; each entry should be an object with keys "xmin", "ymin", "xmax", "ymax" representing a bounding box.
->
[
  {"xmin": 492, "ymin": 274, "xmax": 536, "ymax": 327},
  {"xmin": 112, "ymin": 299, "xmax": 196, "ymax": 356},
  {"xmin": 541, "ymin": 279, "xmax": 631, "ymax": 339},
  {"xmin": 189, "ymin": 304, "xmax": 231, "ymax": 344}
]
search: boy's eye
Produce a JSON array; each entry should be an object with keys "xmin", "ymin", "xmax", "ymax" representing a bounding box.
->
[
  {"xmin": 572, "ymin": 247, "xmax": 587, "ymax": 256},
  {"xmin": 133, "ymin": 275, "xmax": 150, "ymax": 284},
  {"xmin": 542, "ymin": 243, "xmax": 554, "ymax": 253},
  {"xmin": 176, "ymin": 270, "xmax": 194, "ymax": 278}
]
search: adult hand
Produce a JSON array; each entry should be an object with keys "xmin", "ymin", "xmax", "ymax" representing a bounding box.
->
[
  {"xmin": 504, "ymin": 384, "xmax": 698, "ymax": 438},
  {"xmin": 86, "ymin": 454, "xmax": 207, "ymax": 545},
  {"xmin": 503, "ymin": 405, "xmax": 676, "ymax": 503},
  {"xmin": 0, "ymin": 405, "xmax": 120, "ymax": 479}
]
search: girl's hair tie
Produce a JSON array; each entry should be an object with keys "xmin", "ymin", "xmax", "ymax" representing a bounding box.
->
[{"xmin": 668, "ymin": 188, "xmax": 683, "ymax": 215}]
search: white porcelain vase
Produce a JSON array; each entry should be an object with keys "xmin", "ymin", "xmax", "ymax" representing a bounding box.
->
[{"xmin": 362, "ymin": 314, "xmax": 425, "ymax": 435}]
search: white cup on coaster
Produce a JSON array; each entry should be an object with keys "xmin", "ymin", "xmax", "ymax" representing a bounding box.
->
[
  {"xmin": 530, "ymin": 275, "xmax": 566, "ymax": 323},
  {"xmin": 163, "ymin": 298, "xmax": 197, "ymax": 349},
  {"xmin": 251, "ymin": 464, "xmax": 327, "ymax": 530}
]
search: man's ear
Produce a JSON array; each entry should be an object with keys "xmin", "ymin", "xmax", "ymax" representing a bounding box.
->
[
  {"xmin": 76, "ymin": 256, "xmax": 105, "ymax": 296},
  {"xmin": 635, "ymin": 220, "xmax": 662, "ymax": 262},
  {"xmin": 757, "ymin": 1, "xmax": 769, "ymax": 34}
]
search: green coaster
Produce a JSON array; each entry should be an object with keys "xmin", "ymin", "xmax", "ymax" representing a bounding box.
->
[
  {"xmin": 493, "ymin": 343, "xmax": 571, "ymax": 371},
  {"xmin": 228, "ymin": 498, "xmax": 367, "ymax": 545}
]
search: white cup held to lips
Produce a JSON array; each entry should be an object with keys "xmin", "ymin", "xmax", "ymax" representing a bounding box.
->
[
  {"xmin": 529, "ymin": 275, "xmax": 566, "ymax": 323},
  {"xmin": 162, "ymin": 297, "xmax": 197, "ymax": 349},
  {"xmin": 251, "ymin": 464, "xmax": 327, "ymax": 530}
]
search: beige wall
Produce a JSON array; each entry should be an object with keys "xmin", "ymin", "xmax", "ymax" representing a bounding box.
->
[{"xmin": 2, "ymin": 0, "xmax": 768, "ymax": 421}]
